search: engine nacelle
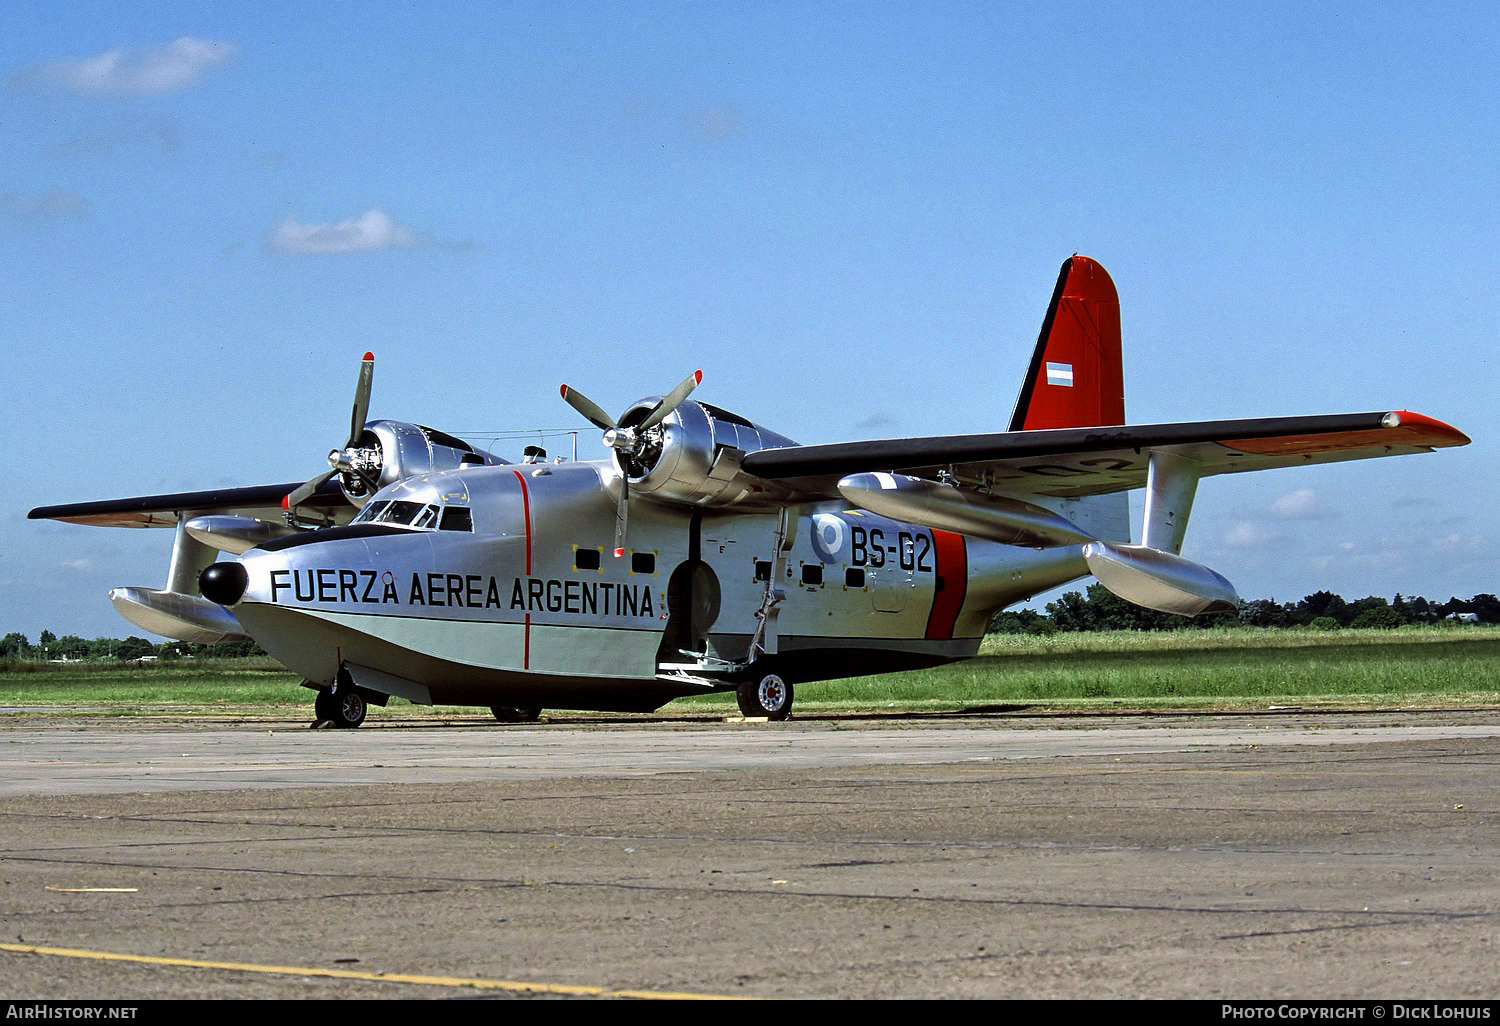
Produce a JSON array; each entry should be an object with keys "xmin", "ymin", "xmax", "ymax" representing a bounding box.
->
[
  {"xmin": 335, "ymin": 420, "xmax": 508, "ymax": 506},
  {"xmin": 614, "ymin": 400, "xmax": 797, "ymax": 508}
]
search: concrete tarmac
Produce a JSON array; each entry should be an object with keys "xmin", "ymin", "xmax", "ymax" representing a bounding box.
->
[{"xmin": 1, "ymin": 710, "xmax": 1497, "ymax": 999}]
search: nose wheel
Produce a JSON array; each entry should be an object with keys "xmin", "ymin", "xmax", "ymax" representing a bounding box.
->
[
  {"xmin": 314, "ymin": 686, "xmax": 368, "ymax": 728},
  {"xmin": 737, "ymin": 673, "xmax": 793, "ymax": 721}
]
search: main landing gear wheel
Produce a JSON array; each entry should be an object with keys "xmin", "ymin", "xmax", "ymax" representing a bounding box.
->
[
  {"xmin": 737, "ymin": 673, "xmax": 793, "ymax": 721},
  {"xmin": 315, "ymin": 687, "xmax": 367, "ymax": 728},
  {"xmin": 490, "ymin": 705, "xmax": 542, "ymax": 723}
]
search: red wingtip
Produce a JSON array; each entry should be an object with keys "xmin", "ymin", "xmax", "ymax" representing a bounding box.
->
[
  {"xmin": 282, "ymin": 495, "xmax": 291, "ymax": 510},
  {"xmin": 1387, "ymin": 411, "xmax": 1472, "ymax": 448},
  {"xmin": 613, "ymin": 547, "xmax": 625, "ymax": 559},
  {"xmin": 560, "ymin": 384, "xmax": 569, "ymax": 398},
  {"xmin": 363, "ymin": 352, "xmax": 374, "ymax": 362},
  {"xmin": 693, "ymin": 369, "xmax": 703, "ymax": 384}
]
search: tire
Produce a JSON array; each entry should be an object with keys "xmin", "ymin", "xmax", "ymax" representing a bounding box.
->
[
  {"xmin": 330, "ymin": 687, "xmax": 367, "ymax": 728},
  {"xmin": 491, "ymin": 705, "xmax": 542, "ymax": 723},
  {"xmin": 737, "ymin": 673, "xmax": 793, "ymax": 721},
  {"xmin": 313, "ymin": 688, "xmax": 339, "ymax": 723}
]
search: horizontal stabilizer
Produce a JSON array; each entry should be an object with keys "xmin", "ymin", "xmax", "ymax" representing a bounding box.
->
[
  {"xmin": 1082, "ymin": 542, "xmax": 1239, "ymax": 617},
  {"xmin": 109, "ymin": 587, "xmax": 249, "ymax": 644},
  {"xmin": 838, "ymin": 472, "xmax": 1095, "ymax": 548}
]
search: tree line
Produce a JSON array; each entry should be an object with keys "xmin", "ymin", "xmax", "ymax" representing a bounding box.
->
[
  {"xmin": 0, "ymin": 631, "xmax": 265, "ymax": 663},
  {"xmin": 990, "ymin": 588, "xmax": 1500, "ymax": 635}
]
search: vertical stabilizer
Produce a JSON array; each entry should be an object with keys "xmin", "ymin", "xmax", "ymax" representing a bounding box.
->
[
  {"xmin": 1011, "ymin": 256, "xmax": 1129, "ymax": 542},
  {"xmin": 1008, "ymin": 256, "xmax": 1124, "ymax": 431}
]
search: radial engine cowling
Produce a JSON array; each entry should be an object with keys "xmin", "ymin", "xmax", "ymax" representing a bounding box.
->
[
  {"xmin": 334, "ymin": 420, "xmax": 508, "ymax": 506},
  {"xmin": 612, "ymin": 400, "xmax": 796, "ymax": 508}
]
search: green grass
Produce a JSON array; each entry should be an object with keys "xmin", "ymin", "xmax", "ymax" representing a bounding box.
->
[
  {"xmin": 680, "ymin": 625, "xmax": 1500, "ymax": 713},
  {"xmin": 0, "ymin": 658, "xmax": 299, "ymax": 709},
  {"xmin": 2, "ymin": 626, "xmax": 1497, "ymax": 718}
]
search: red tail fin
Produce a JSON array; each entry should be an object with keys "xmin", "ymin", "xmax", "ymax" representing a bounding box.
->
[{"xmin": 1008, "ymin": 256, "xmax": 1124, "ymax": 431}]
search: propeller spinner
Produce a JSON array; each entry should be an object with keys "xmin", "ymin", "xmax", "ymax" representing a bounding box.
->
[
  {"xmin": 560, "ymin": 370, "xmax": 703, "ymax": 556},
  {"xmin": 285, "ymin": 352, "xmax": 381, "ymax": 511}
]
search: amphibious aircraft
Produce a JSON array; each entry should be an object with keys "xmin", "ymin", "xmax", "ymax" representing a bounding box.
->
[{"xmin": 30, "ymin": 257, "xmax": 1469, "ymax": 726}]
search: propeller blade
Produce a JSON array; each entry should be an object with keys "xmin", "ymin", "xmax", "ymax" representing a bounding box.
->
[
  {"xmin": 613, "ymin": 476, "xmax": 629, "ymax": 558},
  {"xmin": 560, "ymin": 384, "xmax": 617, "ymax": 431},
  {"xmin": 639, "ymin": 369, "xmax": 703, "ymax": 430},
  {"xmin": 347, "ymin": 352, "xmax": 375, "ymax": 448},
  {"xmin": 286, "ymin": 469, "xmax": 336, "ymax": 509}
]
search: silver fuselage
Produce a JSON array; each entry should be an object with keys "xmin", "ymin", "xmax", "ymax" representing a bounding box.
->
[{"xmin": 228, "ymin": 459, "xmax": 1092, "ymax": 712}]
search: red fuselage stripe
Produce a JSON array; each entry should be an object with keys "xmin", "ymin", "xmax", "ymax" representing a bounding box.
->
[
  {"xmin": 512, "ymin": 471, "xmax": 533, "ymax": 574},
  {"xmin": 513, "ymin": 470, "xmax": 533, "ymax": 668},
  {"xmin": 925, "ymin": 530, "xmax": 968, "ymax": 640}
]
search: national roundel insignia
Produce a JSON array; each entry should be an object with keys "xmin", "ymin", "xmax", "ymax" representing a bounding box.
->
[{"xmin": 810, "ymin": 513, "xmax": 847, "ymax": 563}]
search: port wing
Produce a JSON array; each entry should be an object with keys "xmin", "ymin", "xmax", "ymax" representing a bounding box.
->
[{"xmin": 28, "ymin": 479, "xmax": 353, "ymax": 528}]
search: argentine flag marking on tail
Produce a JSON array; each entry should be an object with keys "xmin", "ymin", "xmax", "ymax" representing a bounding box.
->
[{"xmin": 1046, "ymin": 362, "xmax": 1074, "ymax": 387}]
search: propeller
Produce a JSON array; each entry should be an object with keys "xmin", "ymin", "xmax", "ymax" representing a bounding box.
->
[
  {"xmin": 285, "ymin": 352, "xmax": 380, "ymax": 510},
  {"xmin": 560, "ymin": 370, "xmax": 702, "ymax": 557}
]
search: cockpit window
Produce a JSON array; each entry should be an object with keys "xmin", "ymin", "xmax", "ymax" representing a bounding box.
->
[
  {"xmin": 352, "ymin": 500, "xmax": 390, "ymax": 525},
  {"xmin": 439, "ymin": 507, "xmax": 473, "ymax": 532},
  {"xmin": 375, "ymin": 500, "xmax": 424, "ymax": 525},
  {"xmin": 351, "ymin": 498, "xmax": 471, "ymax": 531}
]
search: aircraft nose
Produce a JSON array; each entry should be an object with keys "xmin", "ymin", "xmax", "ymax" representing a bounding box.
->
[{"xmin": 199, "ymin": 562, "xmax": 248, "ymax": 606}]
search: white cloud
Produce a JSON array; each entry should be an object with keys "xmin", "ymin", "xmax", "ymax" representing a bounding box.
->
[
  {"xmin": 1310, "ymin": 544, "xmax": 1405, "ymax": 576},
  {"xmin": 266, "ymin": 209, "xmax": 430, "ymax": 255},
  {"xmin": 1221, "ymin": 522, "xmax": 1279, "ymax": 548},
  {"xmin": 16, "ymin": 38, "xmax": 236, "ymax": 97},
  {"xmin": 1267, "ymin": 488, "xmax": 1330, "ymax": 519},
  {"xmin": 1428, "ymin": 531, "xmax": 1481, "ymax": 551},
  {"xmin": 61, "ymin": 558, "xmax": 92, "ymax": 572}
]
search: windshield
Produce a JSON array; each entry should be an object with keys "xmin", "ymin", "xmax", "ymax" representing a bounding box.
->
[{"xmin": 351, "ymin": 499, "xmax": 473, "ymax": 532}]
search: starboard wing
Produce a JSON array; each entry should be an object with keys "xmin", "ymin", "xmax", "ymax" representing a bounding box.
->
[{"xmin": 739, "ymin": 410, "xmax": 1469, "ymax": 501}]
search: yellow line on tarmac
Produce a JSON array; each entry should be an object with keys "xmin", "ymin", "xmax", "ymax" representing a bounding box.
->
[{"xmin": 0, "ymin": 942, "xmax": 744, "ymax": 1000}]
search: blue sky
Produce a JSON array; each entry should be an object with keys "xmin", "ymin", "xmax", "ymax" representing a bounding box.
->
[{"xmin": 3, "ymin": 1, "xmax": 1495, "ymax": 638}]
